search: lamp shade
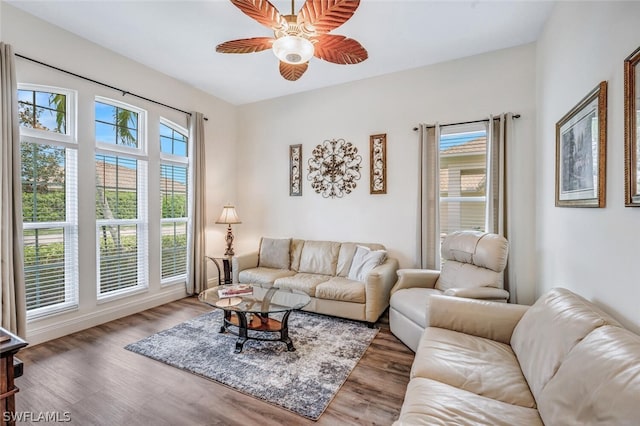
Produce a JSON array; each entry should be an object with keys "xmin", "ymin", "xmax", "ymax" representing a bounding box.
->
[
  {"xmin": 272, "ymin": 36, "xmax": 314, "ymax": 65},
  {"xmin": 215, "ymin": 205, "xmax": 242, "ymax": 224}
]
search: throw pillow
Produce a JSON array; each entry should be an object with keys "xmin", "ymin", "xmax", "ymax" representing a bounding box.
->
[
  {"xmin": 258, "ymin": 238, "xmax": 291, "ymax": 270},
  {"xmin": 347, "ymin": 245, "xmax": 387, "ymax": 282}
]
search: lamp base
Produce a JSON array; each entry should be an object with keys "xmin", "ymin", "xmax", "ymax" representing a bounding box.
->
[{"xmin": 224, "ymin": 225, "xmax": 235, "ymax": 256}]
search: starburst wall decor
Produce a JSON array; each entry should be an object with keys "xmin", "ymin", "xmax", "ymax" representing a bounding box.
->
[{"xmin": 307, "ymin": 139, "xmax": 362, "ymax": 198}]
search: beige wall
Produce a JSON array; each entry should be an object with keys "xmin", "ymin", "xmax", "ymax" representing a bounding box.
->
[
  {"xmin": 2, "ymin": 4, "xmax": 237, "ymax": 344},
  {"xmin": 236, "ymin": 44, "xmax": 538, "ymax": 305},
  {"xmin": 536, "ymin": 1, "xmax": 640, "ymax": 333}
]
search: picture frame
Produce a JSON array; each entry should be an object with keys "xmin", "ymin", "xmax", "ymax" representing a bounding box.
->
[
  {"xmin": 624, "ymin": 46, "xmax": 640, "ymax": 206},
  {"xmin": 369, "ymin": 133, "xmax": 387, "ymax": 194},
  {"xmin": 555, "ymin": 81, "xmax": 607, "ymax": 208},
  {"xmin": 289, "ymin": 144, "xmax": 302, "ymax": 196}
]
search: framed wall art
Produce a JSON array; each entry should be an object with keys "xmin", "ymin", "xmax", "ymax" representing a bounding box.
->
[
  {"xmin": 624, "ymin": 46, "xmax": 640, "ymax": 206},
  {"xmin": 370, "ymin": 133, "xmax": 387, "ymax": 194},
  {"xmin": 555, "ymin": 81, "xmax": 607, "ymax": 208},
  {"xmin": 289, "ymin": 144, "xmax": 302, "ymax": 196}
]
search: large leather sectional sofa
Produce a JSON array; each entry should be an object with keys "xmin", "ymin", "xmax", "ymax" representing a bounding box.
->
[
  {"xmin": 394, "ymin": 288, "xmax": 640, "ymax": 425},
  {"xmin": 232, "ymin": 237, "xmax": 399, "ymax": 324}
]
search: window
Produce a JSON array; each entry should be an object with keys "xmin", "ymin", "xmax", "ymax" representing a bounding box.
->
[
  {"xmin": 95, "ymin": 98, "xmax": 148, "ymax": 299},
  {"xmin": 439, "ymin": 124, "xmax": 488, "ymax": 237},
  {"xmin": 19, "ymin": 82, "xmax": 192, "ymax": 327},
  {"xmin": 159, "ymin": 120, "xmax": 190, "ymax": 283},
  {"xmin": 18, "ymin": 85, "xmax": 78, "ymax": 319},
  {"xmin": 95, "ymin": 101, "xmax": 140, "ymax": 148}
]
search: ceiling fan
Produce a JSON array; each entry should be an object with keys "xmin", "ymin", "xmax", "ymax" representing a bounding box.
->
[{"xmin": 216, "ymin": 0, "xmax": 368, "ymax": 81}]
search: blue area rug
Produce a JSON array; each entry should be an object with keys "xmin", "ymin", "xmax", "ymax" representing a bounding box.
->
[{"xmin": 125, "ymin": 310, "xmax": 378, "ymax": 420}]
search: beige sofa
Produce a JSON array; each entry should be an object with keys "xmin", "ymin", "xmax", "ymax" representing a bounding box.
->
[
  {"xmin": 394, "ymin": 288, "xmax": 640, "ymax": 425},
  {"xmin": 232, "ymin": 238, "xmax": 399, "ymax": 324}
]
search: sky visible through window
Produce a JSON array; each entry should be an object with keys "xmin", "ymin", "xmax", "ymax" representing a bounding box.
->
[
  {"xmin": 440, "ymin": 131, "xmax": 485, "ymax": 149},
  {"xmin": 95, "ymin": 101, "xmax": 138, "ymax": 147},
  {"xmin": 18, "ymin": 89, "xmax": 66, "ymax": 133},
  {"xmin": 160, "ymin": 123, "xmax": 187, "ymax": 157}
]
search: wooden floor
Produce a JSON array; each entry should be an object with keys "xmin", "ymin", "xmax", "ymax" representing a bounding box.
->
[{"xmin": 14, "ymin": 297, "xmax": 415, "ymax": 425}]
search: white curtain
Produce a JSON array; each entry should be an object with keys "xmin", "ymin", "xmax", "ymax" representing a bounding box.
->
[
  {"xmin": 186, "ymin": 112, "xmax": 206, "ymax": 295},
  {"xmin": 0, "ymin": 43, "xmax": 27, "ymax": 336},
  {"xmin": 417, "ymin": 123, "xmax": 441, "ymax": 269},
  {"xmin": 486, "ymin": 113, "xmax": 515, "ymax": 301}
]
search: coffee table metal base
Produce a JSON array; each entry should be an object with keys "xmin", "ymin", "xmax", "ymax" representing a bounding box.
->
[{"xmin": 220, "ymin": 310, "xmax": 295, "ymax": 353}]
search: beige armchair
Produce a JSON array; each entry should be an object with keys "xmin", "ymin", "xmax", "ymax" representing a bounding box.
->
[{"xmin": 389, "ymin": 230, "xmax": 510, "ymax": 351}]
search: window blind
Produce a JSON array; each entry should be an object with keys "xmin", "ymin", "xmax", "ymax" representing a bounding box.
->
[
  {"xmin": 159, "ymin": 120, "xmax": 190, "ymax": 283},
  {"xmin": 439, "ymin": 127, "xmax": 488, "ymax": 236}
]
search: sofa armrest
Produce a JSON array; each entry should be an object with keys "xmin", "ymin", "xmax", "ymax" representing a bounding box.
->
[
  {"xmin": 232, "ymin": 251, "xmax": 259, "ymax": 283},
  {"xmin": 390, "ymin": 269, "xmax": 440, "ymax": 295},
  {"xmin": 427, "ymin": 294, "xmax": 529, "ymax": 344},
  {"xmin": 443, "ymin": 286, "xmax": 510, "ymax": 302},
  {"xmin": 364, "ymin": 257, "xmax": 399, "ymax": 323}
]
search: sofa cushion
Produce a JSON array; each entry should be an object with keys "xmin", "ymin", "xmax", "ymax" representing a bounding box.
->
[
  {"xmin": 336, "ymin": 242, "xmax": 386, "ymax": 277},
  {"xmin": 315, "ymin": 277, "xmax": 365, "ymax": 303},
  {"xmin": 390, "ymin": 287, "xmax": 442, "ymax": 328},
  {"xmin": 440, "ymin": 230, "xmax": 482, "ymax": 264},
  {"xmin": 258, "ymin": 237, "xmax": 291, "ymax": 270},
  {"xmin": 394, "ymin": 378, "xmax": 543, "ymax": 426},
  {"xmin": 347, "ymin": 245, "xmax": 387, "ymax": 282},
  {"xmin": 536, "ymin": 325, "xmax": 640, "ymax": 425},
  {"xmin": 238, "ymin": 267, "xmax": 295, "ymax": 285},
  {"xmin": 510, "ymin": 287, "xmax": 621, "ymax": 399},
  {"xmin": 290, "ymin": 239, "xmax": 305, "ymax": 272},
  {"xmin": 273, "ymin": 273, "xmax": 331, "ymax": 297},
  {"xmin": 411, "ymin": 327, "xmax": 536, "ymax": 409},
  {"xmin": 435, "ymin": 261, "xmax": 502, "ymax": 292},
  {"xmin": 441, "ymin": 231, "xmax": 508, "ymax": 272},
  {"xmin": 297, "ymin": 240, "xmax": 340, "ymax": 276}
]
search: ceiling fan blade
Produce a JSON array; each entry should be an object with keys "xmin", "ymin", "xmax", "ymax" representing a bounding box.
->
[
  {"xmin": 297, "ymin": 0, "xmax": 360, "ymax": 34},
  {"xmin": 216, "ymin": 37, "xmax": 275, "ymax": 54},
  {"xmin": 230, "ymin": 0, "xmax": 287, "ymax": 30},
  {"xmin": 279, "ymin": 61, "xmax": 308, "ymax": 81},
  {"xmin": 313, "ymin": 34, "xmax": 368, "ymax": 64}
]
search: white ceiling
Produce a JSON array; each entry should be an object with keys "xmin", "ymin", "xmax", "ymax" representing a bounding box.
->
[{"xmin": 7, "ymin": 0, "xmax": 555, "ymax": 106}]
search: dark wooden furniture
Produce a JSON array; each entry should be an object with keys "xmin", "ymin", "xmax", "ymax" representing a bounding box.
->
[
  {"xmin": 0, "ymin": 328, "xmax": 27, "ymax": 426},
  {"xmin": 205, "ymin": 255, "xmax": 232, "ymax": 286}
]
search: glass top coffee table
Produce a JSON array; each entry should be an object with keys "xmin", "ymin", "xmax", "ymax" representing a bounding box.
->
[{"xmin": 199, "ymin": 284, "xmax": 311, "ymax": 353}]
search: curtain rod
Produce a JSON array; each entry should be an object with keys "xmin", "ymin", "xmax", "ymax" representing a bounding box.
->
[
  {"xmin": 412, "ymin": 114, "xmax": 520, "ymax": 131},
  {"xmin": 16, "ymin": 53, "xmax": 208, "ymax": 121}
]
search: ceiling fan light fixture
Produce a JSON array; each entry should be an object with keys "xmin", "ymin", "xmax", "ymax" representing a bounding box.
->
[{"xmin": 272, "ymin": 36, "xmax": 314, "ymax": 65}]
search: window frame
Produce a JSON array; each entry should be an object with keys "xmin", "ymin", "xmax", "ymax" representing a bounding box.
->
[
  {"xmin": 438, "ymin": 123, "xmax": 488, "ymax": 237},
  {"xmin": 159, "ymin": 118, "xmax": 190, "ymax": 286},
  {"xmin": 94, "ymin": 97, "xmax": 149, "ymax": 302},
  {"xmin": 94, "ymin": 95, "xmax": 147, "ymax": 157},
  {"xmin": 18, "ymin": 83, "xmax": 76, "ymax": 144},
  {"xmin": 19, "ymin": 84, "xmax": 79, "ymax": 320}
]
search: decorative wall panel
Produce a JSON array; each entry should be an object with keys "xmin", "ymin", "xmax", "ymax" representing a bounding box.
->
[
  {"xmin": 289, "ymin": 144, "xmax": 302, "ymax": 196},
  {"xmin": 370, "ymin": 134, "xmax": 387, "ymax": 194},
  {"xmin": 307, "ymin": 139, "xmax": 362, "ymax": 198}
]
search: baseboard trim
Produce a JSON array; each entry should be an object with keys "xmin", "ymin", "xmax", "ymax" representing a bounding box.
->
[{"xmin": 26, "ymin": 287, "xmax": 188, "ymax": 346}]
